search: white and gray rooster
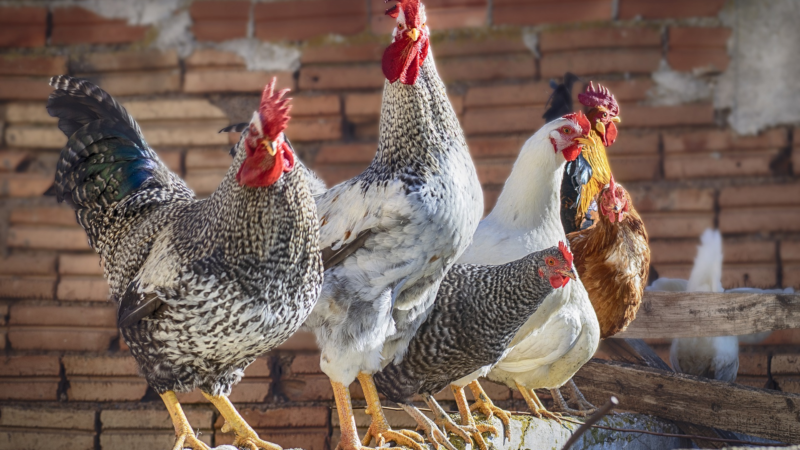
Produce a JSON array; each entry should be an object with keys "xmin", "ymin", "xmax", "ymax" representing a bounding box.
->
[{"xmin": 304, "ymin": 1, "xmax": 483, "ymax": 449}]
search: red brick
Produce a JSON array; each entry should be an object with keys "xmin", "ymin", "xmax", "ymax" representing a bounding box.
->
[
  {"xmin": 190, "ymin": 1, "xmax": 250, "ymax": 41},
  {"xmin": 541, "ymin": 49, "xmax": 660, "ymax": 78},
  {"xmin": 0, "ymin": 355, "xmax": 60, "ymax": 376},
  {"xmin": 71, "ymin": 50, "xmax": 178, "ymax": 74},
  {"xmin": 719, "ymin": 207, "xmax": 800, "ymax": 234},
  {"xmin": 184, "ymin": 69, "xmax": 293, "ymax": 93},
  {"xmin": 185, "ymin": 49, "xmax": 246, "ymax": 68},
  {"xmin": 668, "ymin": 49, "xmax": 729, "ymax": 72},
  {"xmin": 10, "ymin": 207, "xmax": 76, "ymax": 226},
  {"xmin": 77, "ymin": 70, "xmax": 181, "ymax": 96},
  {"xmin": 101, "ymin": 431, "xmax": 211, "ymax": 449},
  {"xmin": 0, "ymin": 55, "xmax": 67, "ymax": 76},
  {"xmin": 540, "ymin": 27, "xmax": 661, "ymax": 53},
  {"xmin": 140, "ymin": 121, "xmax": 229, "ymax": 147},
  {"xmin": 10, "ymin": 304, "xmax": 115, "ymax": 327},
  {"xmin": 476, "ymin": 160, "xmax": 514, "ymax": 185},
  {"xmin": 587, "ymin": 79, "xmax": 656, "ymax": 105},
  {"xmin": 213, "ymin": 406, "xmax": 328, "ymax": 429},
  {"xmin": 758, "ymin": 329, "xmax": 800, "ymax": 346},
  {"xmin": 0, "ymin": 406, "xmax": 95, "ymax": 430},
  {"xmin": 0, "ymin": 6, "xmax": 47, "ymax": 24},
  {"xmin": 493, "ymin": 0, "xmax": 612, "ymax": 26},
  {"xmin": 313, "ymin": 162, "xmax": 367, "ymax": 184},
  {"xmin": 724, "ymin": 240, "xmax": 776, "ymax": 263},
  {"xmin": 434, "ymin": 36, "xmax": 528, "ymax": 58},
  {"xmin": 292, "ymin": 95, "xmax": 341, "ymax": 117},
  {"xmin": 282, "ymin": 374, "xmax": 333, "ymax": 401},
  {"xmin": 59, "ymin": 253, "xmax": 103, "ymax": 276},
  {"xmin": 301, "ymin": 43, "xmax": 383, "ymax": 64},
  {"xmin": 299, "ymin": 64, "xmax": 384, "ymax": 91},
  {"xmin": 101, "ymin": 408, "xmax": 212, "ymax": 430},
  {"xmin": 0, "ymin": 150, "xmax": 30, "ymax": 171},
  {"xmin": 185, "ymin": 149, "xmax": 230, "ymax": 170},
  {"xmin": 57, "ymin": 276, "xmax": 109, "ymax": 301},
  {"xmin": 184, "ymin": 170, "xmax": 226, "ymax": 197},
  {"xmin": 0, "ymin": 254, "xmax": 56, "ymax": 275},
  {"xmin": 193, "ymin": 21, "xmax": 249, "ymax": 41},
  {"xmin": 0, "ymin": 275, "xmax": 56, "ymax": 299},
  {"xmin": 0, "ymin": 173, "xmax": 54, "ymax": 197},
  {"xmin": 68, "ymin": 376, "xmax": 148, "ymax": 402},
  {"xmin": 286, "ymin": 117, "xmax": 342, "ymax": 142},
  {"xmin": 606, "ymin": 130, "xmax": 660, "ymax": 155},
  {"xmin": 467, "ymin": 135, "xmax": 528, "ymax": 159},
  {"xmin": 289, "ymin": 352, "xmax": 323, "ymax": 375},
  {"xmin": 775, "ymin": 377, "xmax": 800, "ymax": 394},
  {"xmin": 772, "ymin": 354, "xmax": 800, "ymax": 376},
  {"xmin": 618, "ymin": 0, "xmax": 727, "ymax": 20},
  {"xmin": 0, "ymin": 25, "xmax": 46, "ymax": 48},
  {"xmin": 640, "ymin": 212, "xmax": 714, "ymax": 239},
  {"xmin": 649, "ymin": 239, "xmax": 698, "ymax": 265},
  {"xmin": 782, "ymin": 241, "xmax": 800, "ymax": 263},
  {"xmin": 723, "ymin": 263, "xmax": 777, "ymax": 288},
  {"xmin": 623, "ymin": 104, "xmax": 716, "ymax": 128},
  {"xmin": 255, "ymin": 0, "xmax": 366, "ymax": 21},
  {"xmin": 63, "ymin": 355, "xmax": 138, "ymax": 376},
  {"xmin": 0, "ymin": 76, "xmax": 52, "ymax": 100},
  {"xmin": 464, "ymin": 105, "xmax": 543, "ymax": 135},
  {"xmin": 316, "ymin": 143, "xmax": 375, "ymax": 165},
  {"xmin": 8, "ymin": 226, "xmax": 91, "ymax": 251},
  {"xmin": 344, "ymin": 93, "xmax": 381, "ymax": 117},
  {"xmin": 5, "ymin": 123, "xmax": 64, "ymax": 146},
  {"xmin": 422, "ymin": 5, "xmax": 488, "ymax": 30},
  {"xmin": 0, "ymin": 378, "xmax": 60, "ymax": 401},
  {"xmin": 51, "ymin": 7, "xmax": 147, "ymax": 45},
  {"xmin": 465, "ymin": 81, "xmax": 550, "ymax": 109},
  {"xmin": 218, "ymin": 430, "xmax": 328, "ymax": 450},
  {"xmin": 276, "ymin": 330, "xmax": 319, "ymax": 351},
  {"xmin": 243, "ymin": 357, "xmax": 272, "ymax": 378},
  {"xmin": 256, "ymin": 16, "xmax": 367, "ymax": 41},
  {"xmin": 608, "ymin": 155, "xmax": 660, "ymax": 182},
  {"xmin": 438, "ymin": 54, "xmax": 535, "ymax": 83},
  {"xmin": 670, "ymin": 27, "xmax": 731, "ymax": 49},
  {"xmin": 664, "ymin": 128, "xmax": 787, "ymax": 153},
  {"xmin": 735, "ymin": 376, "xmax": 768, "ymax": 389},
  {"xmin": 228, "ymin": 379, "xmax": 272, "ymax": 403},
  {"xmin": 651, "ymin": 263, "xmax": 691, "ymax": 279},
  {"xmin": 719, "ymin": 183, "xmax": 800, "ymax": 208},
  {"xmin": 664, "ymin": 150, "xmax": 778, "ymax": 179},
  {"xmin": 9, "ymin": 327, "xmax": 117, "ymax": 351}
]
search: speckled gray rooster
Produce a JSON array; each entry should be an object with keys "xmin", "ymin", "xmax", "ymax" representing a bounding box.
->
[
  {"xmin": 302, "ymin": 1, "xmax": 483, "ymax": 449},
  {"xmin": 47, "ymin": 75, "xmax": 322, "ymax": 450},
  {"xmin": 373, "ymin": 244, "xmax": 575, "ymax": 450}
]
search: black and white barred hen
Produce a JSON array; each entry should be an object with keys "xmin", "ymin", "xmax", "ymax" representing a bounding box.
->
[
  {"xmin": 373, "ymin": 244, "xmax": 575, "ymax": 450},
  {"xmin": 47, "ymin": 76, "xmax": 322, "ymax": 450},
  {"xmin": 303, "ymin": 1, "xmax": 483, "ymax": 449}
]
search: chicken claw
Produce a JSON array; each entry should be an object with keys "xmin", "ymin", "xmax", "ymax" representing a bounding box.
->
[
  {"xmin": 468, "ymin": 380, "xmax": 511, "ymax": 441},
  {"xmin": 516, "ymin": 383, "xmax": 563, "ymax": 423},
  {"xmin": 424, "ymin": 395, "xmax": 476, "ymax": 445},
  {"xmin": 202, "ymin": 392, "xmax": 282, "ymax": 450},
  {"xmin": 550, "ymin": 381, "xmax": 597, "ymax": 417},
  {"xmin": 399, "ymin": 404, "xmax": 459, "ymax": 450},
  {"xmin": 160, "ymin": 391, "xmax": 210, "ymax": 450},
  {"xmin": 452, "ymin": 386, "xmax": 499, "ymax": 450},
  {"xmin": 357, "ymin": 372, "xmax": 426, "ymax": 450}
]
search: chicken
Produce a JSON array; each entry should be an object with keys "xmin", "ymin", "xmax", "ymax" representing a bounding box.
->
[
  {"xmin": 453, "ymin": 110, "xmax": 595, "ymax": 422},
  {"xmin": 373, "ymin": 243, "xmax": 576, "ymax": 450},
  {"xmin": 566, "ymin": 176, "xmax": 650, "ymax": 339},
  {"xmin": 302, "ymin": 1, "xmax": 484, "ymax": 449},
  {"xmin": 47, "ymin": 76, "xmax": 322, "ymax": 450}
]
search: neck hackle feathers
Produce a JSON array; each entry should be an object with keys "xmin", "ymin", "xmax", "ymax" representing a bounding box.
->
[
  {"xmin": 578, "ymin": 82, "xmax": 619, "ymax": 118},
  {"xmin": 259, "ymin": 78, "xmax": 291, "ymax": 142}
]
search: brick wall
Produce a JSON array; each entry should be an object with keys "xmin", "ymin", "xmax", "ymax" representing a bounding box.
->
[{"xmin": 0, "ymin": 1, "xmax": 798, "ymax": 449}]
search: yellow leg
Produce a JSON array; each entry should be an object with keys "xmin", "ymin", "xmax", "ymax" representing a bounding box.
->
[
  {"xmin": 452, "ymin": 385, "xmax": 498, "ymax": 450},
  {"xmin": 515, "ymin": 382, "xmax": 562, "ymax": 423},
  {"xmin": 202, "ymin": 392, "xmax": 281, "ymax": 450},
  {"xmin": 160, "ymin": 391, "xmax": 210, "ymax": 450},
  {"xmin": 467, "ymin": 380, "xmax": 512, "ymax": 440},
  {"xmin": 357, "ymin": 372, "xmax": 425, "ymax": 450},
  {"xmin": 331, "ymin": 380, "xmax": 371, "ymax": 450}
]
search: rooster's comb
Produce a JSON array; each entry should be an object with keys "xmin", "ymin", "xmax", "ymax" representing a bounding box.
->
[
  {"xmin": 563, "ymin": 111, "xmax": 591, "ymax": 136},
  {"xmin": 259, "ymin": 77, "xmax": 292, "ymax": 141},
  {"xmin": 385, "ymin": 0, "xmax": 424, "ymax": 26},
  {"xmin": 578, "ymin": 82, "xmax": 619, "ymax": 117},
  {"xmin": 607, "ymin": 174, "xmax": 619, "ymax": 200},
  {"xmin": 558, "ymin": 241, "xmax": 574, "ymax": 267}
]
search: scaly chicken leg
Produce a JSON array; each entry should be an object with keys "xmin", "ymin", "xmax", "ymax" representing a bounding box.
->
[
  {"xmin": 358, "ymin": 372, "xmax": 425, "ymax": 450},
  {"xmin": 516, "ymin": 382, "xmax": 562, "ymax": 423},
  {"xmin": 398, "ymin": 403, "xmax": 457, "ymax": 450},
  {"xmin": 452, "ymin": 385, "xmax": 498, "ymax": 450},
  {"xmin": 550, "ymin": 380, "xmax": 597, "ymax": 417},
  {"xmin": 202, "ymin": 392, "xmax": 281, "ymax": 450},
  {"xmin": 161, "ymin": 391, "xmax": 210, "ymax": 450},
  {"xmin": 467, "ymin": 380, "xmax": 512, "ymax": 440}
]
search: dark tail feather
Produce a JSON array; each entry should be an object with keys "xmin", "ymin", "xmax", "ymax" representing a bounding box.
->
[{"xmin": 543, "ymin": 72, "xmax": 580, "ymax": 123}]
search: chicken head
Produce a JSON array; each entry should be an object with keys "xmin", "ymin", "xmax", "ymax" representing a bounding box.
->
[
  {"xmin": 598, "ymin": 175, "xmax": 630, "ymax": 223},
  {"xmin": 382, "ymin": 0, "xmax": 430, "ymax": 85},
  {"xmin": 578, "ymin": 81, "xmax": 621, "ymax": 147},
  {"xmin": 537, "ymin": 241, "xmax": 577, "ymax": 288},
  {"xmin": 549, "ymin": 111, "xmax": 591, "ymax": 162}
]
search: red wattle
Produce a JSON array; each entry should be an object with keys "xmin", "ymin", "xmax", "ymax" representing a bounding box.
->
[
  {"xmin": 605, "ymin": 121, "xmax": 618, "ymax": 147},
  {"xmin": 549, "ymin": 275, "xmax": 565, "ymax": 289},
  {"xmin": 561, "ymin": 143, "xmax": 582, "ymax": 162},
  {"xmin": 382, "ymin": 32, "xmax": 428, "ymax": 85},
  {"xmin": 236, "ymin": 147, "xmax": 285, "ymax": 188}
]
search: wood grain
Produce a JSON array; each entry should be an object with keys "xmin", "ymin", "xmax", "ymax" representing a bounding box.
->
[
  {"xmin": 618, "ymin": 291, "xmax": 800, "ymax": 339},
  {"xmin": 573, "ymin": 359, "xmax": 800, "ymax": 444}
]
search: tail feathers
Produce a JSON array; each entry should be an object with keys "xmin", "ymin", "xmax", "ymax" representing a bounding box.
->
[
  {"xmin": 543, "ymin": 72, "xmax": 579, "ymax": 123},
  {"xmin": 687, "ymin": 228, "xmax": 723, "ymax": 293}
]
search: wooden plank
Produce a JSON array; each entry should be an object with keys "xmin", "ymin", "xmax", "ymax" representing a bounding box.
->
[
  {"xmin": 619, "ymin": 291, "xmax": 800, "ymax": 339},
  {"xmin": 573, "ymin": 359, "xmax": 800, "ymax": 444}
]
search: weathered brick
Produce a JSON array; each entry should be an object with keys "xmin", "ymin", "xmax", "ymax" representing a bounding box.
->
[
  {"xmin": 476, "ymin": 160, "xmax": 514, "ymax": 185},
  {"xmin": 0, "ymin": 406, "xmax": 95, "ymax": 430},
  {"xmin": 540, "ymin": 26, "xmax": 661, "ymax": 53},
  {"xmin": 59, "ymin": 254, "xmax": 103, "ymax": 276},
  {"xmin": 541, "ymin": 49, "xmax": 660, "ymax": 78},
  {"xmin": 618, "ymin": 0, "xmax": 727, "ymax": 20},
  {"xmin": 299, "ymin": 64, "xmax": 384, "ymax": 91},
  {"xmin": 608, "ymin": 155, "xmax": 660, "ymax": 182},
  {"xmin": 218, "ymin": 430, "xmax": 328, "ymax": 450},
  {"xmin": 663, "ymin": 128, "xmax": 788, "ymax": 152},
  {"xmin": 668, "ymin": 49, "xmax": 729, "ymax": 72},
  {"xmin": 185, "ymin": 49, "xmax": 246, "ymax": 68},
  {"xmin": 76, "ymin": 70, "xmax": 181, "ymax": 96},
  {"xmin": 434, "ymin": 35, "xmax": 528, "ymax": 58},
  {"xmin": 670, "ymin": 27, "xmax": 732, "ymax": 49},
  {"xmin": 736, "ymin": 352, "xmax": 769, "ymax": 377},
  {"xmin": 723, "ymin": 240, "xmax": 777, "ymax": 263},
  {"xmin": 57, "ymin": 276, "xmax": 109, "ymax": 301},
  {"xmin": 101, "ymin": 431, "xmax": 210, "ymax": 449},
  {"xmin": 650, "ymin": 263, "xmax": 691, "ymax": 280},
  {"xmin": 0, "ymin": 378, "xmax": 60, "ymax": 401},
  {"xmin": 139, "ymin": 121, "xmax": 229, "ymax": 147},
  {"xmin": 71, "ymin": 50, "xmax": 178, "ymax": 73},
  {"xmin": 193, "ymin": 21, "xmax": 248, "ymax": 41},
  {"xmin": 0, "ymin": 429, "xmax": 95, "ymax": 450},
  {"xmin": 276, "ymin": 330, "xmax": 318, "ymax": 351},
  {"xmin": 438, "ymin": 54, "xmax": 535, "ymax": 83},
  {"xmin": 493, "ymin": 0, "xmax": 612, "ymax": 26},
  {"xmin": 345, "ymin": 93, "xmax": 382, "ymax": 117},
  {"xmin": 649, "ymin": 239, "xmax": 698, "ymax": 265},
  {"xmin": 723, "ymin": 263, "xmax": 777, "ymax": 288},
  {"xmin": 9, "ymin": 327, "xmax": 116, "ymax": 351},
  {"xmin": 243, "ymin": 357, "xmax": 272, "ymax": 378},
  {"xmin": 315, "ymin": 143, "xmax": 375, "ymax": 165},
  {"xmin": 467, "ymin": 135, "xmax": 527, "ymax": 160},
  {"xmin": 639, "ymin": 212, "xmax": 714, "ymax": 239},
  {"xmin": 254, "ymin": 0, "xmax": 367, "ymax": 40},
  {"xmin": 184, "ymin": 170, "xmax": 226, "ymax": 197},
  {"xmin": 0, "ymin": 150, "xmax": 30, "ymax": 171},
  {"xmin": 184, "ymin": 69, "xmax": 293, "ymax": 93},
  {"xmin": 331, "ymin": 406, "xmax": 418, "ymax": 429},
  {"xmin": 0, "ymin": 275, "xmax": 56, "ymax": 299},
  {"xmin": 775, "ymin": 377, "xmax": 800, "ymax": 395},
  {"xmin": 622, "ymin": 104, "xmax": 716, "ymax": 128},
  {"xmin": 758, "ymin": 329, "xmax": 800, "ymax": 346},
  {"xmin": 465, "ymin": 81, "xmax": 550, "ymax": 108},
  {"xmin": 735, "ymin": 376, "xmax": 768, "ymax": 389},
  {"xmin": 772, "ymin": 354, "xmax": 800, "ymax": 376},
  {"xmin": 0, "ymin": 355, "xmax": 60, "ymax": 376},
  {"xmin": 292, "ymin": 95, "xmax": 341, "ymax": 117},
  {"xmin": 0, "ymin": 173, "xmax": 54, "ymax": 197},
  {"xmin": 0, "ymin": 76, "xmax": 52, "ymax": 100},
  {"xmin": 781, "ymin": 241, "xmax": 800, "ymax": 263},
  {"xmin": 1, "ymin": 102, "xmax": 56, "ymax": 123},
  {"xmin": 0, "ymin": 55, "xmax": 67, "ymax": 76},
  {"xmin": 190, "ymin": 1, "xmax": 250, "ymax": 41},
  {"xmin": 10, "ymin": 207, "xmax": 76, "ymax": 226},
  {"xmin": 213, "ymin": 406, "xmax": 328, "ymax": 429},
  {"xmin": 0, "ymin": 254, "xmax": 56, "ymax": 275},
  {"xmin": 51, "ymin": 7, "xmax": 147, "ymax": 45},
  {"xmin": 101, "ymin": 407, "xmax": 212, "ymax": 430},
  {"xmin": 719, "ymin": 207, "xmax": 800, "ymax": 234},
  {"xmin": 282, "ymin": 374, "xmax": 332, "ymax": 401},
  {"xmin": 185, "ymin": 149, "xmax": 230, "ymax": 170},
  {"xmin": 125, "ymin": 99, "xmax": 227, "ymax": 121},
  {"xmin": 68, "ymin": 376, "xmax": 148, "ymax": 402},
  {"xmin": 289, "ymin": 352, "xmax": 323, "ymax": 375},
  {"xmin": 0, "ymin": 8, "xmax": 47, "ymax": 47},
  {"xmin": 301, "ymin": 43, "xmax": 383, "ymax": 64},
  {"xmin": 719, "ymin": 183, "xmax": 800, "ymax": 208},
  {"xmin": 584, "ymin": 79, "xmax": 655, "ymax": 105},
  {"xmin": 63, "ymin": 355, "xmax": 138, "ymax": 377},
  {"xmin": 665, "ymin": 150, "xmax": 778, "ymax": 179},
  {"xmin": 286, "ymin": 117, "xmax": 342, "ymax": 142},
  {"xmin": 464, "ymin": 105, "xmax": 543, "ymax": 135},
  {"xmin": 228, "ymin": 378, "xmax": 272, "ymax": 403},
  {"xmin": 10, "ymin": 304, "xmax": 115, "ymax": 327},
  {"xmin": 8, "ymin": 227, "xmax": 91, "ymax": 251},
  {"xmin": 422, "ymin": 4, "xmax": 487, "ymax": 30}
]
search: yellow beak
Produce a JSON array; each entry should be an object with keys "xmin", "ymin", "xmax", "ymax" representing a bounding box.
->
[
  {"xmin": 611, "ymin": 116, "xmax": 621, "ymax": 124},
  {"xmin": 408, "ymin": 28, "xmax": 420, "ymax": 42},
  {"xmin": 560, "ymin": 268, "xmax": 577, "ymax": 281},
  {"xmin": 262, "ymin": 139, "xmax": 277, "ymax": 156}
]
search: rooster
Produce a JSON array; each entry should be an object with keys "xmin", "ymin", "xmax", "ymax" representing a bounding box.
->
[
  {"xmin": 373, "ymin": 244, "xmax": 575, "ymax": 450},
  {"xmin": 451, "ymin": 110, "xmax": 594, "ymax": 422},
  {"xmin": 47, "ymin": 76, "xmax": 322, "ymax": 450},
  {"xmin": 302, "ymin": 1, "xmax": 483, "ymax": 449},
  {"xmin": 566, "ymin": 176, "xmax": 650, "ymax": 340}
]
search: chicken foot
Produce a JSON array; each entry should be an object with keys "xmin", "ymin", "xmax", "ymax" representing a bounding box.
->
[
  {"xmin": 422, "ymin": 394, "xmax": 478, "ymax": 446},
  {"xmin": 467, "ymin": 380, "xmax": 511, "ymax": 440},
  {"xmin": 330, "ymin": 380, "xmax": 377, "ymax": 450},
  {"xmin": 452, "ymin": 385, "xmax": 498, "ymax": 450},
  {"xmin": 515, "ymin": 382, "xmax": 563, "ymax": 423},
  {"xmin": 202, "ymin": 392, "xmax": 281, "ymax": 450},
  {"xmin": 398, "ymin": 403, "xmax": 458, "ymax": 450},
  {"xmin": 549, "ymin": 381, "xmax": 597, "ymax": 417},
  {"xmin": 358, "ymin": 372, "xmax": 425, "ymax": 450},
  {"xmin": 160, "ymin": 391, "xmax": 210, "ymax": 450}
]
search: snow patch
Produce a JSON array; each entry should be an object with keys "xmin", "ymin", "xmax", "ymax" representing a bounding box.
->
[{"xmin": 646, "ymin": 61, "xmax": 713, "ymax": 106}]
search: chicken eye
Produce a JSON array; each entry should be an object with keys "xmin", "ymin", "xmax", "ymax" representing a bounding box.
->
[
  {"xmin": 562, "ymin": 127, "xmax": 571, "ymax": 134},
  {"xmin": 398, "ymin": 24, "xmax": 404, "ymax": 30},
  {"xmin": 603, "ymin": 112, "xmax": 608, "ymax": 117},
  {"xmin": 547, "ymin": 258, "xmax": 555, "ymax": 266}
]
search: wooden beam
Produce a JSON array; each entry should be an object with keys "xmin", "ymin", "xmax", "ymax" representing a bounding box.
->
[
  {"xmin": 573, "ymin": 359, "xmax": 800, "ymax": 444},
  {"xmin": 618, "ymin": 291, "xmax": 800, "ymax": 339}
]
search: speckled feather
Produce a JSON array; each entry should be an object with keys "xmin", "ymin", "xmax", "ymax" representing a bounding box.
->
[
  {"xmin": 373, "ymin": 247, "xmax": 563, "ymax": 403},
  {"xmin": 47, "ymin": 76, "xmax": 322, "ymax": 396}
]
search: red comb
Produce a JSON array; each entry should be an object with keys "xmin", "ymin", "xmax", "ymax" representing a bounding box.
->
[
  {"xmin": 563, "ymin": 111, "xmax": 591, "ymax": 136},
  {"xmin": 607, "ymin": 174, "xmax": 619, "ymax": 201},
  {"xmin": 259, "ymin": 77, "xmax": 291, "ymax": 142},
  {"xmin": 578, "ymin": 82, "xmax": 619, "ymax": 117},
  {"xmin": 558, "ymin": 241, "xmax": 573, "ymax": 266}
]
